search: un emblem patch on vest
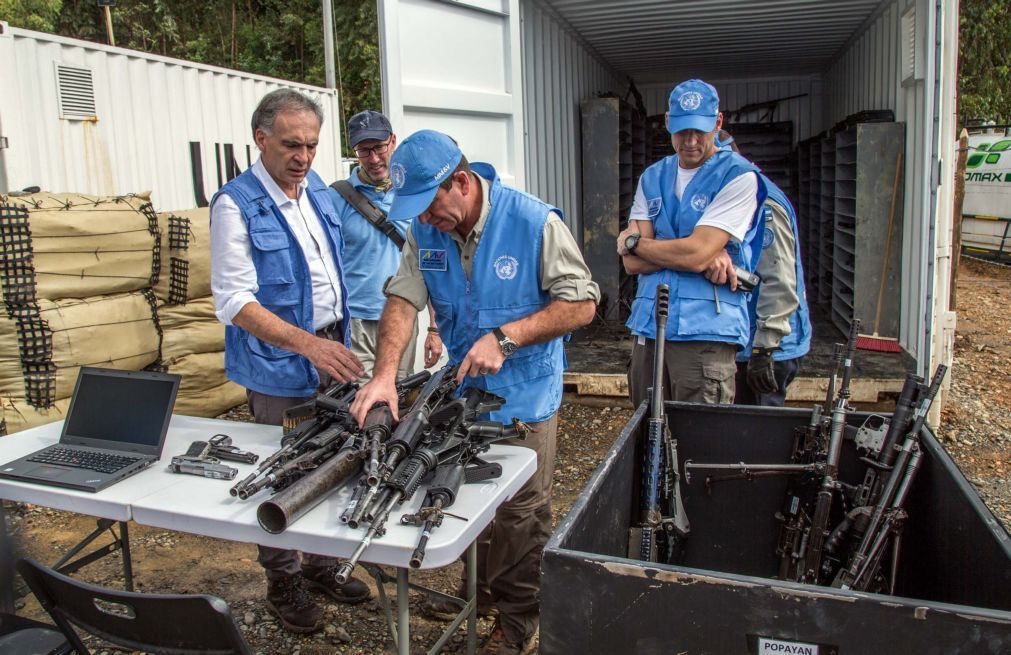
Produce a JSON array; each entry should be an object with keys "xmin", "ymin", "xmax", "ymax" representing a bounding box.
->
[
  {"xmin": 646, "ymin": 197, "xmax": 662, "ymax": 217},
  {"xmin": 419, "ymin": 249, "xmax": 447, "ymax": 271},
  {"xmin": 494, "ymin": 255, "xmax": 519, "ymax": 280},
  {"xmin": 763, "ymin": 226, "xmax": 775, "ymax": 249},
  {"xmin": 690, "ymin": 193, "xmax": 709, "ymax": 212}
]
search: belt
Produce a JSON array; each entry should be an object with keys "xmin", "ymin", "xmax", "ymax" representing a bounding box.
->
[{"xmin": 315, "ymin": 320, "xmax": 343, "ymax": 340}]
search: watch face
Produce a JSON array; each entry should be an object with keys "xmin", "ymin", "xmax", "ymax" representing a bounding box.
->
[
  {"xmin": 501, "ymin": 339, "xmax": 519, "ymax": 356},
  {"xmin": 625, "ymin": 234, "xmax": 639, "ymax": 251}
]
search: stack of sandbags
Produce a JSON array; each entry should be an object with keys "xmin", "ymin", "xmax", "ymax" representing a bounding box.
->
[
  {"xmin": 0, "ymin": 192, "xmax": 163, "ymax": 435},
  {"xmin": 157, "ymin": 296, "xmax": 244, "ymax": 416},
  {"xmin": 155, "ymin": 207, "xmax": 244, "ymax": 417}
]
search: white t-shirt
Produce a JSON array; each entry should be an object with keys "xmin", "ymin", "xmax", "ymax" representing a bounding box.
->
[{"xmin": 629, "ymin": 165, "xmax": 759, "ymax": 243}]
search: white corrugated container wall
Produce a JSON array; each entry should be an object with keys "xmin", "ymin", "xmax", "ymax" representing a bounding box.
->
[
  {"xmin": 824, "ymin": 0, "xmax": 956, "ymax": 381},
  {"xmin": 520, "ymin": 0, "xmax": 623, "ymax": 238},
  {"xmin": 0, "ymin": 24, "xmax": 342, "ymax": 211}
]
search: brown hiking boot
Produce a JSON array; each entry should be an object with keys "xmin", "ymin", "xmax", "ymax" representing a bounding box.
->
[
  {"xmin": 301, "ymin": 564, "xmax": 372, "ymax": 604},
  {"xmin": 478, "ymin": 618, "xmax": 538, "ymax": 655},
  {"xmin": 266, "ymin": 574, "xmax": 322, "ymax": 633},
  {"xmin": 423, "ymin": 584, "xmax": 496, "ymax": 621}
]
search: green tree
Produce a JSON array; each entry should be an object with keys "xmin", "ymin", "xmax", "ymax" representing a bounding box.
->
[
  {"xmin": 0, "ymin": 0, "xmax": 62, "ymax": 32},
  {"xmin": 959, "ymin": 0, "xmax": 1011, "ymax": 123}
]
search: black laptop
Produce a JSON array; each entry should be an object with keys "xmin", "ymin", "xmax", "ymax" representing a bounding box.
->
[{"xmin": 0, "ymin": 367, "xmax": 181, "ymax": 492}]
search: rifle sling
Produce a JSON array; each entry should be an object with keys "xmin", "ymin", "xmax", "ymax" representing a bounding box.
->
[{"xmin": 329, "ymin": 179, "xmax": 405, "ymax": 250}]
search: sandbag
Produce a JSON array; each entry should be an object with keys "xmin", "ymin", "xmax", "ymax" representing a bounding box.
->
[
  {"xmin": 165, "ymin": 351, "xmax": 245, "ymax": 417},
  {"xmin": 0, "ymin": 192, "xmax": 160, "ymax": 302},
  {"xmin": 0, "ymin": 396, "xmax": 71, "ymax": 436},
  {"xmin": 0, "ymin": 290, "xmax": 161, "ymax": 407},
  {"xmin": 158, "ymin": 296, "xmax": 225, "ymax": 364},
  {"xmin": 154, "ymin": 207, "xmax": 211, "ymax": 304}
]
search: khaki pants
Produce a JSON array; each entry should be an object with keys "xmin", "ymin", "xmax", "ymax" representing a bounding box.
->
[
  {"xmin": 474, "ymin": 413, "xmax": 557, "ymax": 643},
  {"xmin": 627, "ymin": 338, "xmax": 737, "ymax": 408},
  {"xmin": 349, "ymin": 316, "xmax": 418, "ymax": 382}
]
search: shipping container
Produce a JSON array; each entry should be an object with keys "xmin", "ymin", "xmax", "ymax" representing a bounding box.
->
[
  {"xmin": 377, "ymin": 0, "xmax": 959, "ymax": 391},
  {"xmin": 0, "ymin": 21, "xmax": 343, "ymax": 212}
]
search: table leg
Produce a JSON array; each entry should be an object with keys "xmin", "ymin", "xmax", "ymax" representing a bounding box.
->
[
  {"xmin": 118, "ymin": 521, "xmax": 134, "ymax": 592},
  {"xmin": 398, "ymin": 567, "xmax": 410, "ymax": 655},
  {"xmin": 466, "ymin": 541, "xmax": 477, "ymax": 655},
  {"xmin": 0, "ymin": 501, "xmax": 15, "ymax": 614}
]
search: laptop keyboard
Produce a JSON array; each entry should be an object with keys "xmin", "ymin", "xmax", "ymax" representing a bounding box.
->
[{"xmin": 28, "ymin": 447, "xmax": 143, "ymax": 474}]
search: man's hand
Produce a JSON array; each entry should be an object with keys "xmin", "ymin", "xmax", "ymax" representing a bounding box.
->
[
  {"xmin": 456, "ymin": 332, "xmax": 506, "ymax": 383},
  {"xmin": 424, "ymin": 331, "xmax": 443, "ymax": 368},
  {"xmin": 302, "ymin": 336, "xmax": 365, "ymax": 384},
  {"xmin": 350, "ymin": 376, "xmax": 399, "ymax": 425},
  {"xmin": 746, "ymin": 348, "xmax": 778, "ymax": 395},
  {"xmin": 704, "ymin": 250, "xmax": 738, "ymax": 291},
  {"xmin": 617, "ymin": 224, "xmax": 640, "ymax": 256}
]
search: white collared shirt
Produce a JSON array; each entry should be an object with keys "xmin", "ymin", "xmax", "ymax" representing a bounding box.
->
[{"xmin": 210, "ymin": 159, "xmax": 343, "ymax": 331}]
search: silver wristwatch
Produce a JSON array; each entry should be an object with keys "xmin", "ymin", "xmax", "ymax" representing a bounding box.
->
[{"xmin": 493, "ymin": 327, "xmax": 519, "ymax": 358}]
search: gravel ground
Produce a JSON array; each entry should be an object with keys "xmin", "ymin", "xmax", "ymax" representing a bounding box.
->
[{"xmin": 6, "ymin": 257, "xmax": 1009, "ymax": 654}]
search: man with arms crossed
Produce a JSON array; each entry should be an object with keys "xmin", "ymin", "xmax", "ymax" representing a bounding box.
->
[
  {"xmin": 619, "ymin": 79, "xmax": 767, "ymax": 406},
  {"xmin": 350, "ymin": 130, "xmax": 598, "ymax": 655},
  {"xmin": 210, "ymin": 89, "xmax": 370, "ymax": 634}
]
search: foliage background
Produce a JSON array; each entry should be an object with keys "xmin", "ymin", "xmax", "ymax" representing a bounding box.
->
[{"xmin": 2, "ymin": 0, "xmax": 1008, "ymax": 130}]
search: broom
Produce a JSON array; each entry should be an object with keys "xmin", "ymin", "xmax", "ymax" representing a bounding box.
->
[{"xmin": 856, "ymin": 150, "xmax": 903, "ymax": 352}]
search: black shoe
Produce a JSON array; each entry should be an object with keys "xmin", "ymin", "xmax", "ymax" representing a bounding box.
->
[
  {"xmin": 301, "ymin": 564, "xmax": 372, "ymax": 604},
  {"xmin": 266, "ymin": 574, "xmax": 323, "ymax": 633},
  {"xmin": 424, "ymin": 584, "xmax": 496, "ymax": 621}
]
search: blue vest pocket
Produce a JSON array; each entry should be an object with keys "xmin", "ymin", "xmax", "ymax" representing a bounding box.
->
[
  {"xmin": 250, "ymin": 230, "xmax": 295, "ymax": 284},
  {"xmin": 476, "ymin": 304, "xmax": 542, "ymax": 329},
  {"xmin": 677, "ymin": 275, "xmax": 746, "ymax": 339}
]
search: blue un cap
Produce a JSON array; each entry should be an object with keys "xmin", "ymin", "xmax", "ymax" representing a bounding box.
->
[
  {"xmin": 388, "ymin": 129, "xmax": 463, "ymax": 220},
  {"xmin": 667, "ymin": 79, "xmax": 720, "ymax": 135}
]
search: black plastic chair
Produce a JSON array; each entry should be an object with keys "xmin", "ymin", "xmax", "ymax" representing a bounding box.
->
[
  {"xmin": 17, "ymin": 558, "xmax": 253, "ymax": 655},
  {"xmin": 0, "ymin": 612, "xmax": 72, "ymax": 654}
]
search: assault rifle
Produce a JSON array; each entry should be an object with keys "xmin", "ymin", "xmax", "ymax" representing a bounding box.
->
[
  {"xmin": 230, "ymin": 372, "xmax": 431, "ymax": 533},
  {"xmin": 628, "ymin": 283, "xmax": 689, "ymax": 563},
  {"xmin": 335, "ymin": 383, "xmax": 528, "ymax": 583},
  {"xmin": 831, "ymin": 365, "xmax": 947, "ymax": 592}
]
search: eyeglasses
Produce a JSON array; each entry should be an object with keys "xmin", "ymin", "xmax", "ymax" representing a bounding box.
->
[{"xmin": 353, "ymin": 139, "xmax": 392, "ymax": 158}]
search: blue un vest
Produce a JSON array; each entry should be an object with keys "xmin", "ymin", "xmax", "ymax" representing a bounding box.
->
[
  {"xmin": 739, "ymin": 175, "xmax": 812, "ymax": 362},
  {"xmin": 212, "ymin": 168, "xmax": 350, "ymax": 397},
  {"xmin": 413, "ymin": 163, "xmax": 565, "ymax": 424},
  {"xmin": 326, "ymin": 168, "xmax": 410, "ymax": 320},
  {"xmin": 626, "ymin": 149, "xmax": 767, "ymax": 350}
]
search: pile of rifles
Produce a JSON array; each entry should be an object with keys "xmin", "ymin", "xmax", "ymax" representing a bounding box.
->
[
  {"xmin": 629, "ymin": 286, "xmax": 948, "ymax": 595},
  {"xmin": 228, "ymin": 364, "xmax": 528, "ymax": 582}
]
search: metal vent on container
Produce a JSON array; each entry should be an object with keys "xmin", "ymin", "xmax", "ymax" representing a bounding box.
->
[{"xmin": 55, "ymin": 63, "xmax": 97, "ymax": 119}]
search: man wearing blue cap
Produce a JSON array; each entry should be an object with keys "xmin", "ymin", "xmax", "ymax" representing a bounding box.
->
[
  {"xmin": 618, "ymin": 79, "xmax": 768, "ymax": 407},
  {"xmin": 350, "ymin": 129, "xmax": 598, "ymax": 655},
  {"xmin": 326, "ymin": 110, "xmax": 442, "ymax": 379},
  {"xmin": 715, "ymin": 131, "xmax": 812, "ymax": 406},
  {"xmin": 210, "ymin": 88, "xmax": 370, "ymax": 633}
]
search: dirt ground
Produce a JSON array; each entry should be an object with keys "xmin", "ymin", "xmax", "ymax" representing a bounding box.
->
[{"xmin": 6, "ymin": 257, "xmax": 1010, "ymax": 654}]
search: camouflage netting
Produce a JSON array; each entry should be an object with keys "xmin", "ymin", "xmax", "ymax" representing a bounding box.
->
[
  {"xmin": 164, "ymin": 351, "xmax": 245, "ymax": 417},
  {"xmin": 154, "ymin": 208, "xmax": 211, "ymax": 304},
  {"xmin": 0, "ymin": 290, "xmax": 162, "ymax": 407},
  {"xmin": 158, "ymin": 296, "xmax": 225, "ymax": 364},
  {"xmin": 0, "ymin": 192, "xmax": 160, "ymax": 303}
]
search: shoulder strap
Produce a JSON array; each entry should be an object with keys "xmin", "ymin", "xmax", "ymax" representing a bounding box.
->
[{"xmin": 330, "ymin": 180, "xmax": 405, "ymax": 250}]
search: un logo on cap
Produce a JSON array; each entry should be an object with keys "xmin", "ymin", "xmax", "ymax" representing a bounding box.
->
[
  {"xmin": 391, "ymin": 162, "xmax": 406, "ymax": 190},
  {"xmin": 679, "ymin": 92, "xmax": 703, "ymax": 111}
]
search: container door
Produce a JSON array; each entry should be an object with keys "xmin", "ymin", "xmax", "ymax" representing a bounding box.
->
[{"xmin": 377, "ymin": 0, "xmax": 526, "ymax": 189}]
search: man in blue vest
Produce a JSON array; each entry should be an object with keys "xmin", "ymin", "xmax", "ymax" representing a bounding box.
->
[
  {"xmin": 327, "ymin": 110, "xmax": 442, "ymax": 379},
  {"xmin": 210, "ymin": 89, "xmax": 370, "ymax": 634},
  {"xmin": 350, "ymin": 130, "xmax": 598, "ymax": 655},
  {"xmin": 618, "ymin": 79, "xmax": 767, "ymax": 407},
  {"xmin": 712, "ymin": 132, "xmax": 812, "ymax": 406}
]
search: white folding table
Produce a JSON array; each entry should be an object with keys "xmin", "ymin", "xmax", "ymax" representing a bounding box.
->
[{"xmin": 0, "ymin": 415, "xmax": 537, "ymax": 655}]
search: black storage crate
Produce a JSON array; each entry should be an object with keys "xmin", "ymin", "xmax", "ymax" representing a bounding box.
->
[{"xmin": 542, "ymin": 402, "xmax": 1011, "ymax": 654}]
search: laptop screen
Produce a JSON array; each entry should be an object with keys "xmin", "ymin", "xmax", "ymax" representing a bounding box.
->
[{"xmin": 62, "ymin": 368, "xmax": 181, "ymax": 453}]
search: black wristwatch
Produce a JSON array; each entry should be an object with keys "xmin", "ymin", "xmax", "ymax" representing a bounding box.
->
[
  {"xmin": 624, "ymin": 233, "xmax": 641, "ymax": 255},
  {"xmin": 493, "ymin": 327, "xmax": 519, "ymax": 358}
]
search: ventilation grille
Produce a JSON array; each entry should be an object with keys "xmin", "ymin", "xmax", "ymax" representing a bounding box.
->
[
  {"xmin": 901, "ymin": 6, "xmax": 923, "ymax": 84},
  {"xmin": 55, "ymin": 63, "xmax": 97, "ymax": 120}
]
